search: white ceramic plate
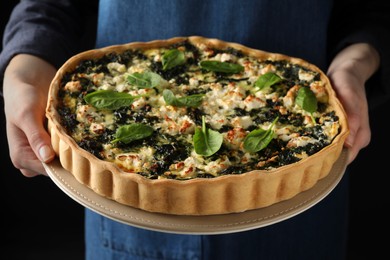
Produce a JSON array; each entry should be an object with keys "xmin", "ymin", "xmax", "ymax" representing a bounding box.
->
[{"xmin": 43, "ymin": 149, "xmax": 348, "ymax": 235}]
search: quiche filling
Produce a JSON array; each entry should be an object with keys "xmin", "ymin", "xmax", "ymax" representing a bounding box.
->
[{"xmin": 57, "ymin": 40, "xmax": 340, "ymax": 180}]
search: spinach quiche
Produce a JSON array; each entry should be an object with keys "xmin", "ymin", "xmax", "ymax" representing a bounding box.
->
[{"xmin": 46, "ymin": 36, "xmax": 349, "ymax": 215}]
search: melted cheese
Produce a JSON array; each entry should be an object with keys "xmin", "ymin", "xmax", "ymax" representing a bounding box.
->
[{"xmin": 57, "ymin": 40, "xmax": 340, "ymax": 179}]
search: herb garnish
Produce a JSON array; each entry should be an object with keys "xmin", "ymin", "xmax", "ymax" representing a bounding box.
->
[
  {"xmin": 162, "ymin": 49, "xmax": 186, "ymax": 70},
  {"xmin": 127, "ymin": 71, "xmax": 167, "ymax": 88},
  {"xmin": 193, "ymin": 116, "xmax": 223, "ymax": 156},
  {"xmin": 112, "ymin": 123, "xmax": 154, "ymax": 144},
  {"xmin": 84, "ymin": 90, "xmax": 140, "ymax": 110},
  {"xmin": 243, "ymin": 117, "xmax": 279, "ymax": 153},
  {"xmin": 254, "ymin": 72, "xmax": 282, "ymax": 91},
  {"xmin": 163, "ymin": 89, "xmax": 204, "ymax": 107},
  {"xmin": 295, "ymin": 87, "xmax": 318, "ymax": 124},
  {"xmin": 199, "ymin": 60, "xmax": 244, "ymax": 74}
]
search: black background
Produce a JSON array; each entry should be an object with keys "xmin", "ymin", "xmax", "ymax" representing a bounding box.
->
[{"xmin": 1, "ymin": 1, "xmax": 388, "ymax": 259}]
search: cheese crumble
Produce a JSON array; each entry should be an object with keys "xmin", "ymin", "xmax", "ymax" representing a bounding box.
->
[{"xmin": 56, "ymin": 40, "xmax": 340, "ymax": 179}]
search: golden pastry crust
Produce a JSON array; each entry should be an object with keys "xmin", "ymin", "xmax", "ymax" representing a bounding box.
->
[{"xmin": 46, "ymin": 36, "xmax": 349, "ymax": 215}]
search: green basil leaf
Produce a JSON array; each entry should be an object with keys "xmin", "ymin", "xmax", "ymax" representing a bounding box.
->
[
  {"xmin": 295, "ymin": 87, "xmax": 318, "ymax": 113},
  {"xmin": 254, "ymin": 72, "xmax": 282, "ymax": 90},
  {"xmin": 163, "ymin": 89, "xmax": 204, "ymax": 107},
  {"xmin": 199, "ymin": 60, "xmax": 244, "ymax": 74},
  {"xmin": 112, "ymin": 123, "xmax": 154, "ymax": 144},
  {"xmin": 193, "ymin": 116, "xmax": 223, "ymax": 157},
  {"xmin": 162, "ymin": 49, "xmax": 186, "ymax": 70},
  {"xmin": 127, "ymin": 71, "xmax": 167, "ymax": 88},
  {"xmin": 84, "ymin": 90, "xmax": 140, "ymax": 110},
  {"xmin": 243, "ymin": 117, "xmax": 278, "ymax": 153}
]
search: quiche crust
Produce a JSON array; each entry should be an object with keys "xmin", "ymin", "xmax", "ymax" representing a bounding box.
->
[{"xmin": 46, "ymin": 36, "xmax": 349, "ymax": 215}]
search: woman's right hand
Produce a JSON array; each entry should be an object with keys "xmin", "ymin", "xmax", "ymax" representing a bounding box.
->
[{"xmin": 3, "ymin": 54, "xmax": 57, "ymax": 177}]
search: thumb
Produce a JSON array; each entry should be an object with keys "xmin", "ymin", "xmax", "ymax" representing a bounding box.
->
[{"xmin": 25, "ymin": 119, "xmax": 56, "ymax": 164}]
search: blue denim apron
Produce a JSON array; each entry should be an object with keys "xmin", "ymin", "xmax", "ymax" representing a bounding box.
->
[
  {"xmin": 95, "ymin": 0, "xmax": 331, "ymax": 70},
  {"xmin": 87, "ymin": 1, "xmax": 349, "ymax": 259}
]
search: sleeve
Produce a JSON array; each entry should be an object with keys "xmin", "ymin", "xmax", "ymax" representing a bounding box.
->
[
  {"xmin": 328, "ymin": 0, "xmax": 390, "ymax": 110},
  {"xmin": 0, "ymin": 0, "xmax": 98, "ymax": 79}
]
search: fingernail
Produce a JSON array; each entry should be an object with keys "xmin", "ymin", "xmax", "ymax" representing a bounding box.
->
[{"xmin": 39, "ymin": 145, "xmax": 53, "ymax": 162}]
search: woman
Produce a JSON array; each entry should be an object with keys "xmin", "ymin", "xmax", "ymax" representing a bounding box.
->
[{"xmin": 1, "ymin": 0, "xmax": 389, "ymax": 259}]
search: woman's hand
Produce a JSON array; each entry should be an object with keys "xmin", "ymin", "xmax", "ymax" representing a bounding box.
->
[
  {"xmin": 327, "ymin": 43, "xmax": 380, "ymax": 165},
  {"xmin": 3, "ymin": 54, "xmax": 57, "ymax": 177}
]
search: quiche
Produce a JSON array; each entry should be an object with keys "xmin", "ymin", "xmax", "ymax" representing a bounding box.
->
[{"xmin": 46, "ymin": 36, "xmax": 349, "ymax": 215}]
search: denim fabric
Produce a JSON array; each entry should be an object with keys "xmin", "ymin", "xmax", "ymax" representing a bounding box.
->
[
  {"xmin": 85, "ymin": 173, "xmax": 349, "ymax": 260},
  {"xmin": 96, "ymin": 0, "xmax": 333, "ymax": 70}
]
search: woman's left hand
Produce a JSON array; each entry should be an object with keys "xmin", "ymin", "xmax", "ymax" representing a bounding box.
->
[{"xmin": 327, "ymin": 43, "xmax": 380, "ymax": 165}]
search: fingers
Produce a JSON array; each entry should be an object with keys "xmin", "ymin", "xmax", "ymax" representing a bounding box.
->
[
  {"xmin": 4, "ymin": 85, "xmax": 56, "ymax": 176},
  {"xmin": 6, "ymin": 122, "xmax": 52, "ymax": 177},
  {"xmin": 338, "ymin": 81, "xmax": 371, "ymax": 165},
  {"xmin": 6, "ymin": 122, "xmax": 55, "ymax": 177},
  {"xmin": 25, "ymin": 119, "xmax": 56, "ymax": 164},
  {"xmin": 327, "ymin": 68, "xmax": 371, "ymax": 165},
  {"xmin": 345, "ymin": 106, "xmax": 371, "ymax": 164}
]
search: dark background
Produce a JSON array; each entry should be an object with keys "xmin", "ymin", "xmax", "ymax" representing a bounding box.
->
[
  {"xmin": 1, "ymin": 1, "xmax": 388, "ymax": 259},
  {"xmin": 0, "ymin": 1, "xmax": 85, "ymax": 259}
]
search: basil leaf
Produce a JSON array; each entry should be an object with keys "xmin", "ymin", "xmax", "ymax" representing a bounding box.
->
[
  {"xmin": 193, "ymin": 116, "xmax": 223, "ymax": 157},
  {"xmin": 295, "ymin": 87, "xmax": 318, "ymax": 113},
  {"xmin": 163, "ymin": 89, "xmax": 204, "ymax": 107},
  {"xmin": 127, "ymin": 71, "xmax": 167, "ymax": 88},
  {"xmin": 112, "ymin": 123, "xmax": 154, "ymax": 144},
  {"xmin": 243, "ymin": 117, "xmax": 278, "ymax": 153},
  {"xmin": 255, "ymin": 72, "xmax": 282, "ymax": 91},
  {"xmin": 295, "ymin": 87, "xmax": 318, "ymax": 124},
  {"xmin": 84, "ymin": 90, "xmax": 140, "ymax": 110},
  {"xmin": 162, "ymin": 49, "xmax": 186, "ymax": 70},
  {"xmin": 199, "ymin": 60, "xmax": 244, "ymax": 74}
]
